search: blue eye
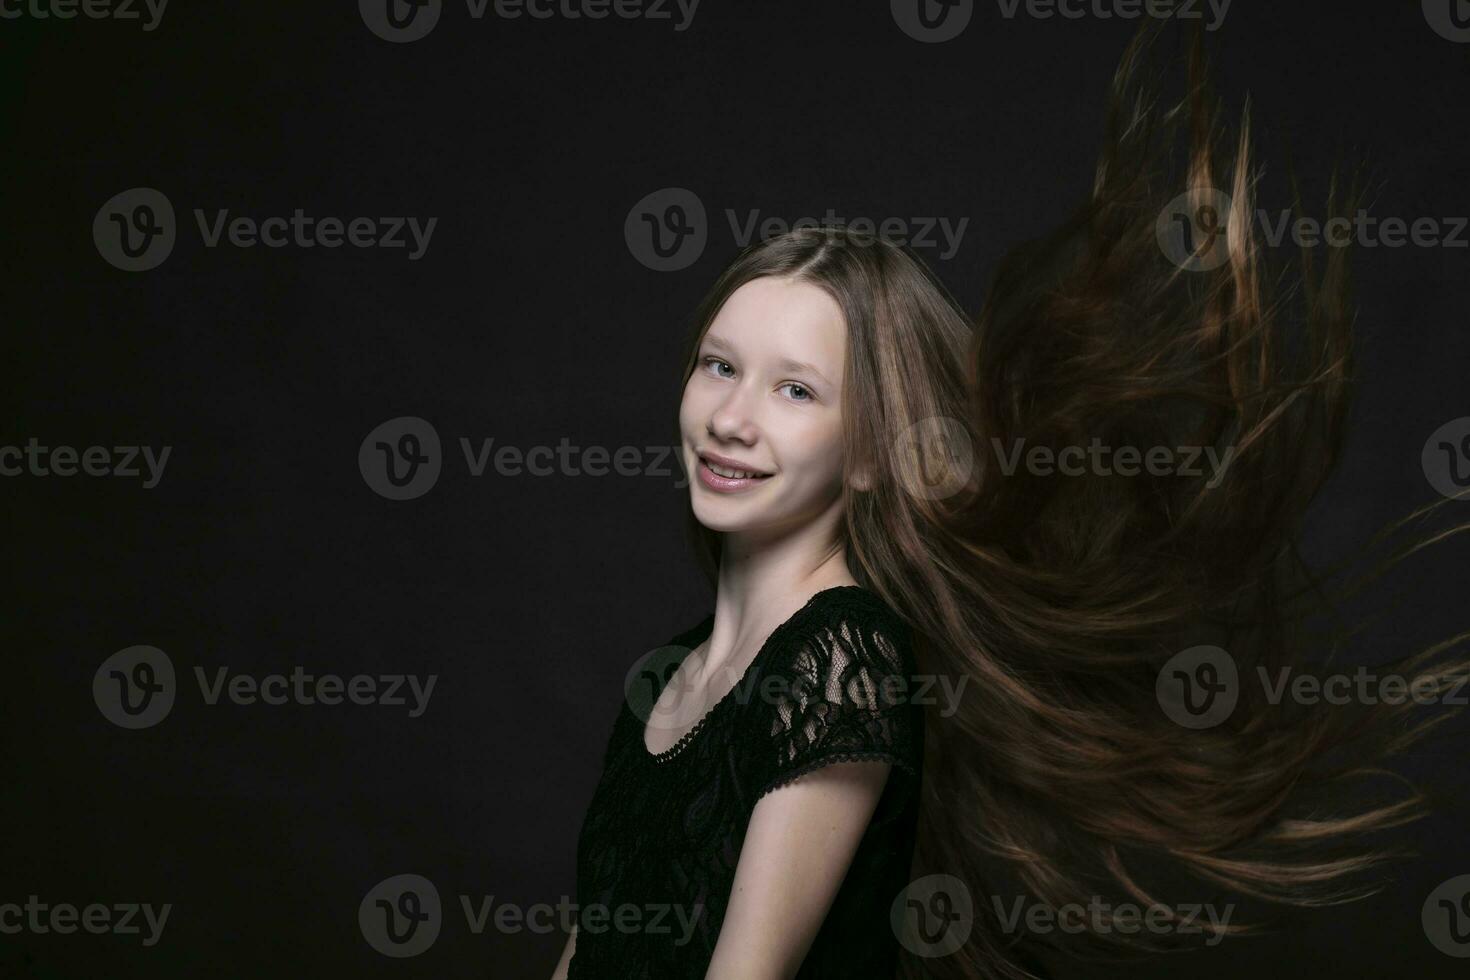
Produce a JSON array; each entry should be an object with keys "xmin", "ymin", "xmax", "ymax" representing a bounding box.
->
[{"xmin": 699, "ymin": 358, "xmax": 817, "ymax": 405}]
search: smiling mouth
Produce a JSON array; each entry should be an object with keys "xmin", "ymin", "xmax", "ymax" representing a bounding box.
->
[{"xmin": 703, "ymin": 459, "xmax": 770, "ymax": 479}]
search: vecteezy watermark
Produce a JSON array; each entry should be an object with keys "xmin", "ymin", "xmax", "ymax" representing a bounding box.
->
[
  {"xmin": 624, "ymin": 644, "xmax": 969, "ymax": 740},
  {"xmin": 361, "ymin": 875, "xmax": 442, "ymax": 958},
  {"xmin": 1422, "ymin": 417, "xmax": 1470, "ymax": 502},
  {"xmin": 624, "ymin": 188, "xmax": 970, "ymax": 272},
  {"xmin": 890, "ymin": 0, "xmax": 1230, "ymax": 43},
  {"xmin": 359, "ymin": 874, "xmax": 702, "ymax": 957},
  {"xmin": 0, "ymin": 897, "xmax": 171, "ymax": 946},
  {"xmin": 1156, "ymin": 645, "xmax": 1470, "ymax": 730},
  {"xmin": 358, "ymin": 416, "xmax": 689, "ymax": 500},
  {"xmin": 359, "ymin": 0, "xmax": 699, "ymax": 43},
  {"xmin": 990, "ymin": 437, "xmax": 1234, "ymax": 487},
  {"xmin": 92, "ymin": 646, "xmax": 438, "ymax": 728},
  {"xmin": 360, "ymin": 417, "xmax": 443, "ymax": 500},
  {"xmin": 1424, "ymin": 0, "xmax": 1470, "ymax": 43},
  {"xmin": 1424, "ymin": 874, "xmax": 1470, "ymax": 957},
  {"xmin": 993, "ymin": 895, "xmax": 1236, "ymax": 946},
  {"xmin": 94, "ymin": 646, "xmax": 177, "ymax": 729},
  {"xmin": 1, "ymin": 439, "xmax": 171, "ymax": 488},
  {"xmin": 1157, "ymin": 188, "xmax": 1469, "ymax": 271},
  {"xmin": 1156, "ymin": 188, "xmax": 1235, "ymax": 272},
  {"xmin": 726, "ymin": 210, "xmax": 969, "ymax": 260},
  {"xmin": 0, "ymin": 0, "xmax": 168, "ymax": 30},
  {"xmin": 1255, "ymin": 210, "xmax": 1469, "ymax": 250},
  {"xmin": 891, "ymin": 874, "xmax": 974, "ymax": 957},
  {"xmin": 890, "ymin": 0, "xmax": 973, "ymax": 43},
  {"xmin": 891, "ymin": 417, "xmax": 1237, "ymax": 502},
  {"xmin": 894, "ymin": 417, "xmax": 974, "ymax": 501},
  {"xmin": 1155, "ymin": 645, "xmax": 1238, "ymax": 730},
  {"xmin": 993, "ymin": 0, "xmax": 1231, "ymax": 31},
  {"xmin": 94, "ymin": 188, "xmax": 436, "ymax": 271},
  {"xmin": 194, "ymin": 666, "xmax": 436, "ymax": 717}
]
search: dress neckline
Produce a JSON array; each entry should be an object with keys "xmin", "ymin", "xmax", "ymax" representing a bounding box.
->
[{"xmin": 639, "ymin": 585, "xmax": 874, "ymax": 765}]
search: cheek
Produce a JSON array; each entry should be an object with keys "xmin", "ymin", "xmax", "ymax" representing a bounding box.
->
[
  {"xmin": 677, "ymin": 379, "xmax": 704, "ymax": 434},
  {"xmin": 785, "ymin": 419, "xmax": 846, "ymax": 485}
]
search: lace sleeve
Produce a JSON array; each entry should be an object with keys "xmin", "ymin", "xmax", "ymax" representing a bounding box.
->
[{"xmin": 752, "ymin": 608, "xmax": 923, "ymax": 801}]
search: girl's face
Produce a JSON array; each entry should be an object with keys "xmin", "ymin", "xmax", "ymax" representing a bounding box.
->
[{"xmin": 679, "ymin": 276, "xmax": 849, "ymax": 539}]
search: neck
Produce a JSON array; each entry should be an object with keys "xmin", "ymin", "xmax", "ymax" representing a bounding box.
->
[{"xmin": 704, "ymin": 498, "xmax": 855, "ymax": 664}]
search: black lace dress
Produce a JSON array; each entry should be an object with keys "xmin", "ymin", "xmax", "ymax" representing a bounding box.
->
[{"xmin": 568, "ymin": 585, "xmax": 925, "ymax": 978}]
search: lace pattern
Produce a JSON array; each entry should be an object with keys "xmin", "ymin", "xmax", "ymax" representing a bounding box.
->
[{"xmin": 567, "ymin": 586, "xmax": 925, "ymax": 979}]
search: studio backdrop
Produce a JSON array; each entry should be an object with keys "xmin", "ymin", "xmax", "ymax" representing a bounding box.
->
[{"xmin": 5, "ymin": 1, "xmax": 1469, "ymax": 977}]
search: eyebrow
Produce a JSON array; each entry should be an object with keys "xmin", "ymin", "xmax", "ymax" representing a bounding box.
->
[{"xmin": 701, "ymin": 334, "xmax": 834, "ymax": 387}]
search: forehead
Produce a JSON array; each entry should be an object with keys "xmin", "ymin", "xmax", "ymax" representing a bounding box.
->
[{"xmin": 704, "ymin": 277, "xmax": 847, "ymax": 374}]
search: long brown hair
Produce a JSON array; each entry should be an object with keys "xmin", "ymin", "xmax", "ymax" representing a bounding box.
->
[{"xmin": 676, "ymin": 25, "xmax": 1469, "ymax": 978}]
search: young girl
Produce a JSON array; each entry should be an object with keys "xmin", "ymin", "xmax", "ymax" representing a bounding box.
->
[{"xmin": 553, "ymin": 28, "xmax": 1468, "ymax": 980}]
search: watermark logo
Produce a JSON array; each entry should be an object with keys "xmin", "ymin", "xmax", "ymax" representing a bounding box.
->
[
  {"xmin": 1157, "ymin": 647, "xmax": 1468, "ymax": 729},
  {"xmin": 358, "ymin": 876, "xmax": 701, "ymax": 955},
  {"xmin": 991, "ymin": 437, "xmax": 1233, "ymax": 487},
  {"xmin": 94, "ymin": 188, "xmax": 176, "ymax": 272},
  {"xmin": 894, "ymin": 417, "xmax": 975, "ymax": 501},
  {"xmin": 1256, "ymin": 210, "xmax": 1469, "ymax": 250},
  {"xmin": 625, "ymin": 643, "xmax": 970, "ymax": 743},
  {"xmin": 1, "ymin": 439, "xmax": 171, "ymax": 488},
  {"xmin": 892, "ymin": 873, "xmax": 973, "ymax": 957},
  {"xmin": 893, "ymin": 0, "xmax": 1232, "ymax": 39},
  {"xmin": 1424, "ymin": 874, "xmax": 1470, "ymax": 957},
  {"xmin": 362, "ymin": 0, "xmax": 698, "ymax": 41},
  {"xmin": 727, "ymin": 210, "xmax": 967, "ymax": 259},
  {"xmin": 625, "ymin": 187, "xmax": 707, "ymax": 272},
  {"xmin": 1159, "ymin": 188, "xmax": 1468, "ymax": 270},
  {"xmin": 1156, "ymin": 645, "xmax": 1238, "ymax": 729},
  {"xmin": 994, "ymin": 0, "xmax": 1231, "ymax": 31},
  {"xmin": 358, "ymin": 418, "xmax": 690, "ymax": 498},
  {"xmin": 994, "ymin": 895, "xmax": 1235, "ymax": 944},
  {"xmin": 360, "ymin": 416, "xmax": 443, "ymax": 501},
  {"xmin": 360, "ymin": 874, "xmax": 442, "ymax": 958},
  {"xmin": 193, "ymin": 666, "xmax": 437, "ymax": 716},
  {"xmin": 1424, "ymin": 0, "xmax": 1470, "ymax": 43},
  {"xmin": 95, "ymin": 189, "xmax": 437, "ymax": 269},
  {"xmin": 0, "ymin": 897, "xmax": 171, "ymax": 945},
  {"xmin": 1422, "ymin": 417, "xmax": 1470, "ymax": 502},
  {"xmin": 1157, "ymin": 187, "xmax": 1234, "ymax": 272},
  {"xmin": 625, "ymin": 644, "xmax": 701, "ymax": 733},
  {"xmin": 94, "ymin": 649, "xmax": 438, "ymax": 727},
  {"xmin": 891, "ymin": 0, "xmax": 974, "ymax": 43},
  {"xmin": 360, "ymin": 0, "xmax": 443, "ymax": 42},
  {"xmin": 1257, "ymin": 665, "xmax": 1467, "ymax": 710},
  {"xmin": 0, "ymin": 0, "xmax": 168, "ymax": 30},
  {"xmin": 625, "ymin": 188, "xmax": 971, "ymax": 271},
  {"xmin": 892, "ymin": 421, "xmax": 1235, "ymax": 503},
  {"xmin": 93, "ymin": 646, "xmax": 176, "ymax": 730}
]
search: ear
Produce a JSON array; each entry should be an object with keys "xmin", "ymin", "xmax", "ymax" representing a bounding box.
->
[{"xmin": 848, "ymin": 462, "xmax": 875, "ymax": 493}]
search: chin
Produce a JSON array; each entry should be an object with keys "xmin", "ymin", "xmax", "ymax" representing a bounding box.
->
[{"xmin": 688, "ymin": 497, "xmax": 766, "ymax": 534}]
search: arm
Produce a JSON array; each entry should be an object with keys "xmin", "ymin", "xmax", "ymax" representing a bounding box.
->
[
  {"xmin": 548, "ymin": 923, "xmax": 576, "ymax": 980},
  {"xmin": 705, "ymin": 760, "xmax": 892, "ymax": 979}
]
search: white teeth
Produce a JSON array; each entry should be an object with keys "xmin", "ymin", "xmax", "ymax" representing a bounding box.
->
[{"xmin": 706, "ymin": 461, "xmax": 764, "ymax": 480}]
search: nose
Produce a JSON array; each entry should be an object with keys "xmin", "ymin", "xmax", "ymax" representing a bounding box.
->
[{"xmin": 708, "ymin": 381, "xmax": 759, "ymax": 445}]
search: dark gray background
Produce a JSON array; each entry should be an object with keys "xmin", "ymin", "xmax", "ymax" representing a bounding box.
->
[{"xmin": 4, "ymin": 1, "xmax": 1468, "ymax": 976}]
